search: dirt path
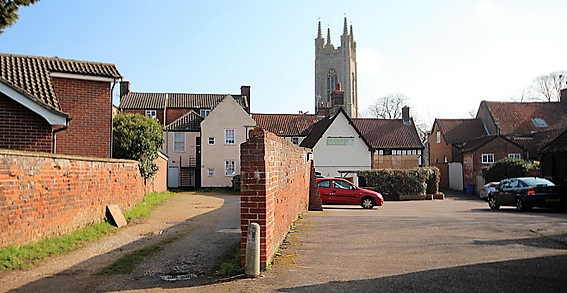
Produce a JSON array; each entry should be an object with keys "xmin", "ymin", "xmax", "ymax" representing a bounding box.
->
[{"xmin": 0, "ymin": 191, "xmax": 240, "ymax": 292}]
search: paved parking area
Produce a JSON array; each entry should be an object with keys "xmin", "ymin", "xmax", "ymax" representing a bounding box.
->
[{"xmin": 200, "ymin": 191, "xmax": 567, "ymax": 292}]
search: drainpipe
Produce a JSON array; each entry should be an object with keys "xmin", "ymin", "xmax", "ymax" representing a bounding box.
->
[
  {"xmin": 110, "ymin": 78, "xmax": 120, "ymax": 158},
  {"xmin": 52, "ymin": 118, "xmax": 71, "ymax": 153}
]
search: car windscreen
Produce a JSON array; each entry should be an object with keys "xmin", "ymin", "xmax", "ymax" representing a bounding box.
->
[{"xmin": 520, "ymin": 178, "xmax": 555, "ymax": 187}]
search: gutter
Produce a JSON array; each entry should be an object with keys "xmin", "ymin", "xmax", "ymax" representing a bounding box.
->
[
  {"xmin": 110, "ymin": 77, "xmax": 122, "ymax": 158},
  {"xmin": 52, "ymin": 117, "xmax": 71, "ymax": 153}
]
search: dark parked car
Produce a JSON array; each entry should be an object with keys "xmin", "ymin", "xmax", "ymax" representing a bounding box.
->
[
  {"xmin": 316, "ymin": 178, "xmax": 384, "ymax": 209},
  {"xmin": 488, "ymin": 177, "xmax": 566, "ymax": 211}
]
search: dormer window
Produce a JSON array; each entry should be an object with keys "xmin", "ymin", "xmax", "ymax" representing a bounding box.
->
[
  {"xmin": 145, "ymin": 110, "xmax": 157, "ymax": 120},
  {"xmin": 532, "ymin": 118, "xmax": 548, "ymax": 128}
]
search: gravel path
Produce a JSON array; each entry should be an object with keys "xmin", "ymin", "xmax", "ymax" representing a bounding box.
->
[{"xmin": 0, "ymin": 191, "xmax": 240, "ymax": 292}]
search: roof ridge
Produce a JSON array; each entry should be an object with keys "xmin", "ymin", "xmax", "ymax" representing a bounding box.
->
[
  {"xmin": 131, "ymin": 91, "xmax": 240, "ymax": 96},
  {"xmin": 0, "ymin": 52, "xmax": 117, "ymax": 66}
]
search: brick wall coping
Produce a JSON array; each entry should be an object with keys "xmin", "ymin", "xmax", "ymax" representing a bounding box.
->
[{"xmin": 0, "ymin": 149, "xmax": 137, "ymax": 164}]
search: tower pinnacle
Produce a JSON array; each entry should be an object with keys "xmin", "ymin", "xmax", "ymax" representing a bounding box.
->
[
  {"xmin": 326, "ymin": 28, "xmax": 332, "ymax": 46},
  {"xmin": 350, "ymin": 24, "xmax": 353, "ymax": 38},
  {"xmin": 317, "ymin": 21, "xmax": 322, "ymax": 39},
  {"xmin": 343, "ymin": 17, "xmax": 348, "ymax": 35}
]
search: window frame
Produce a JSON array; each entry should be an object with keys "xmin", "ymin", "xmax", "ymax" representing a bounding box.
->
[
  {"xmin": 508, "ymin": 153, "xmax": 521, "ymax": 159},
  {"xmin": 173, "ymin": 132, "xmax": 185, "ymax": 152},
  {"xmin": 224, "ymin": 160, "xmax": 236, "ymax": 176},
  {"xmin": 200, "ymin": 109, "xmax": 211, "ymax": 118},
  {"xmin": 436, "ymin": 131, "xmax": 441, "ymax": 144},
  {"xmin": 225, "ymin": 129, "xmax": 236, "ymax": 145},
  {"xmin": 208, "ymin": 137, "xmax": 215, "ymax": 145},
  {"xmin": 481, "ymin": 153, "xmax": 495, "ymax": 164},
  {"xmin": 291, "ymin": 137, "xmax": 299, "ymax": 145},
  {"xmin": 208, "ymin": 168, "xmax": 215, "ymax": 178},
  {"xmin": 145, "ymin": 110, "xmax": 157, "ymax": 120}
]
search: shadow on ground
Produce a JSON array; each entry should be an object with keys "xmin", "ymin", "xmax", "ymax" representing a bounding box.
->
[
  {"xmin": 277, "ymin": 255, "xmax": 567, "ymax": 293},
  {"xmin": 8, "ymin": 194, "xmax": 242, "ymax": 292}
]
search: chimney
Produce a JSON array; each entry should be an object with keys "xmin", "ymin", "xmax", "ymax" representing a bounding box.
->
[
  {"xmin": 331, "ymin": 83, "xmax": 345, "ymax": 106},
  {"xmin": 120, "ymin": 81, "xmax": 130, "ymax": 98},
  {"xmin": 561, "ymin": 88, "xmax": 567, "ymax": 105},
  {"xmin": 241, "ymin": 85, "xmax": 251, "ymax": 113},
  {"xmin": 402, "ymin": 106, "xmax": 410, "ymax": 124},
  {"xmin": 317, "ymin": 102, "xmax": 331, "ymax": 117}
]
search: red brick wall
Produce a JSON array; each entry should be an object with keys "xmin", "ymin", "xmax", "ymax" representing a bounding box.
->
[
  {"xmin": 0, "ymin": 94, "xmax": 53, "ymax": 153},
  {"xmin": 463, "ymin": 137, "xmax": 525, "ymax": 191},
  {"xmin": 428, "ymin": 123, "xmax": 453, "ymax": 164},
  {"xmin": 166, "ymin": 108, "xmax": 193, "ymax": 126},
  {"xmin": 240, "ymin": 128, "xmax": 311, "ymax": 269},
  {"xmin": 52, "ymin": 77, "xmax": 112, "ymax": 158},
  {"xmin": 123, "ymin": 109, "xmax": 165, "ymax": 127},
  {"xmin": 0, "ymin": 149, "xmax": 144, "ymax": 247}
]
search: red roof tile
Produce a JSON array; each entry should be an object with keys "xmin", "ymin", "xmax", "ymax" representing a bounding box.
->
[
  {"xmin": 352, "ymin": 118, "xmax": 423, "ymax": 149},
  {"xmin": 436, "ymin": 119, "xmax": 487, "ymax": 144},
  {"xmin": 252, "ymin": 113, "xmax": 320, "ymax": 136},
  {"xmin": 484, "ymin": 101, "xmax": 567, "ymax": 135}
]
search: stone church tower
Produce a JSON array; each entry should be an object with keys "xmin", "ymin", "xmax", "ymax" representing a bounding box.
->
[{"xmin": 315, "ymin": 17, "xmax": 358, "ymax": 117}]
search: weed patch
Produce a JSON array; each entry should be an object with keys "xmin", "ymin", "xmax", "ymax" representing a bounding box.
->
[
  {"xmin": 213, "ymin": 241, "xmax": 242, "ymax": 277},
  {"xmin": 124, "ymin": 191, "xmax": 176, "ymax": 221}
]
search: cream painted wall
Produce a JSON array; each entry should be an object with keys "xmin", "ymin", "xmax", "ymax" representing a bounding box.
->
[
  {"xmin": 201, "ymin": 96, "xmax": 256, "ymax": 187},
  {"xmin": 312, "ymin": 111, "xmax": 371, "ymax": 182},
  {"xmin": 162, "ymin": 131, "xmax": 200, "ymax": 168}
]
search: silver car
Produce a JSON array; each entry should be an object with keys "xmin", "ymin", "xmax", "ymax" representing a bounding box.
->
[{"xmin": 479, "ymin": 182, "xmax": 499, "ymax": 200}]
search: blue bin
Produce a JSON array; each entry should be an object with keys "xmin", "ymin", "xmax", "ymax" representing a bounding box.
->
[{"xmin": 466, "ymin": 184, "xmax": 474, "ymax": 194}]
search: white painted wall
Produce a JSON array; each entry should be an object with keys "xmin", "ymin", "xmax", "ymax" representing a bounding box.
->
[
  {"xmin": 312, "ymin": 111, "xmax": 371, "ymax": 182},
  {"xmin": 162, "ymin": 131, "xmax": 200, "ymax": 168},
  {"xmin": 201, "ymin": 96, "xmax": 256, "ymax": 187}
]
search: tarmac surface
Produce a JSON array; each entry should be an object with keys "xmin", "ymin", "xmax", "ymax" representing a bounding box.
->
[
  {"xmin": 2, "ymin": 191, "xmax": 567, "ymax": 292},
  {"xmin": 198, "ymin": 191, "xmax": 567, "ymax": 292}
]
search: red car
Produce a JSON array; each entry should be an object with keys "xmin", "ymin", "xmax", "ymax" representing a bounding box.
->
[{"xmin": 316, "ymin": 177, "xmax": 384, "ymax": 209}]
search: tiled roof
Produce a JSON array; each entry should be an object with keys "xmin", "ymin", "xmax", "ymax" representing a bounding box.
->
[
  {"xmin": 168, "ymin": 93, "xmax": 247, "ymax": 109},
  {"xmin": 483, "ymin": 101, "xmax": 567, "ymax": 136},
  {"xmin": 459, "ymin": 135, "xmax": 523, "ymax": 153},
  {"xmin": 252, "ymin": 113, "xmax": 320, "ymax": 136},
  {"xmin": 164, "ymin": 111, "xmax": 203, "ymax": 132},
  {"xmin": 353, "ymin": 118, "xmax": 424, "ymax": 149},
  {"xmin": 120, "ymin": 93, "xmax": 247, "ymax": 110},
  {"xmin": 119, "ymin": 93, "xmax": 166, "ymax": 109},
  {"xmin": 436, "ymin": 118, "xmax": 487, "ymax": 144},
  {"xmin": 299, "ymin": 117, "xmax": 334, "ymax": 148},
  {"xmin": 0, "ymin": 53, "xmax": 121, "ymax": 111}
]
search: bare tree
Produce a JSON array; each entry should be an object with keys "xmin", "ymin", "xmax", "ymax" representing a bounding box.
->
[
  {"xmin": 366, "ymin": 93, "xmax": 408, "ymax": 119},
  {"xmin": 467, "ymin": 109, "xmax": 476, "ymax": 118},
  {"xmin": 532, "ymin": 71, "xmax": 567, "ymax": 102},
  {"xmin": 511, "ymin": 86, "xmax": 534, "ymax": 102}
]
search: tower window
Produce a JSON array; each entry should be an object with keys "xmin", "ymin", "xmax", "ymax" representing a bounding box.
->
[{"xmin": 326, "ymin": 69, "xmax": 338, "ymax": 101}]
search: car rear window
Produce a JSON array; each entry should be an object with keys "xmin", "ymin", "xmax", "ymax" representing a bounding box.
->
[
  {"xmin": 520, "ymin": 178, "xmax": 555, "ymax": 187},
  {"xmin": 317, "ymin": 180, "xmax": 330, "ymax": 188}
]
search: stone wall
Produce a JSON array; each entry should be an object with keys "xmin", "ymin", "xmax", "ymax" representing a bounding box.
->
[
  {"xmin": 240, "ymin": 128, "xmax": 311, "ymax": 269},
  {"xmin": 0, "ymin": 149, "xmax": 144, "ymax": 247}
]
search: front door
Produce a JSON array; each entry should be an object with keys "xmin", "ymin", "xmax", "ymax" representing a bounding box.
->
[{"xmin": 168, "ymin": 167, "xmax": 179, "ymax": 188}]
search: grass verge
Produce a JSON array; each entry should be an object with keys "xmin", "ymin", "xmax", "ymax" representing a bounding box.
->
[
  {"xmin": 99, "ymin": 233, "xmax": 181, "ymax": 275},
  {"xmin": 0, "ymin": 191, "xmax": 176, "ymax": 272},
  {"xmin": 212, "ymin": 241, "xmax": 242, "ymax": 277}
]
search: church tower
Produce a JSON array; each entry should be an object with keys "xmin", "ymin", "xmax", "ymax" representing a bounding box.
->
[{"xmin": 315, "ymin": 17, "xmax": 358, "ymax": 117}]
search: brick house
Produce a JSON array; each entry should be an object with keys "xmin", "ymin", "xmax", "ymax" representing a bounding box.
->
[
  {"xmin": 476, "ymin": 90, "xmax": 567, "ymax": 159},
  {"xmin": 119, "ymin": 85, "xmax": 251, "ymax": 188},
  {"xmin": 428, "ymin": 119, "xmax": 488, "ymax": 189},
  {"xmin": 252, "ymin": 113, "xmax": 320, "ymax": 145},
  {"xmin": 0, "ymin": 53, "xmax": 121, "ymax": 157},
  {"xmin": 459, "ymin": 135, "xmax": 525, "ymax": 190}
]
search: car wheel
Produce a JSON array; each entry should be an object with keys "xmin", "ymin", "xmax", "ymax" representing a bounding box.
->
[
  {"xmin": 488, "ymin": 196, "xmax": 500, "ymax": 210},
  {"xmin": 516, "ymin": 197, "xmax": 531, "ymax": 211},
  {"xmin": 361, "ymin": 197, "xmax": 375, "ymax": 209}
]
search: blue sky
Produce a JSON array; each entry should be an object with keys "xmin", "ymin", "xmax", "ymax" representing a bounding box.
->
[{"xmin": 2, "ymin": 0, "xmax": 567, "ymax": 125}]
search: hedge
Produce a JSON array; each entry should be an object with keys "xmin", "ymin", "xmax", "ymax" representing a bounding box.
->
[
  {"xmin": 358, "ymin": 167, "xmax": 440, "ymax": 196},
  {"xmin": 482, "ymin": 157, "xmax": 530, "ymax": 182}
]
